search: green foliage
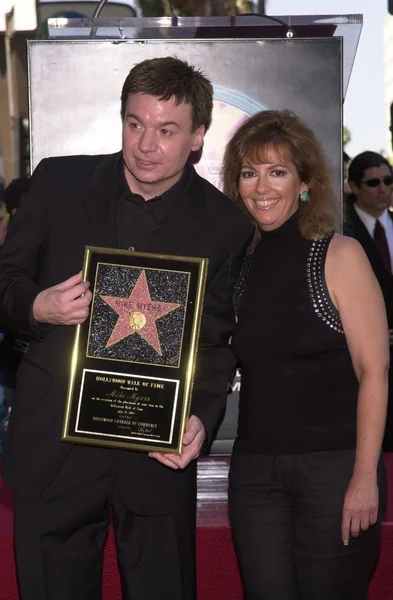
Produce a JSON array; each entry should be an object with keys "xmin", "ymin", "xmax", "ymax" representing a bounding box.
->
[
  {"xmin": 138, "ymin": 0, "xmax": 166, "ymax": 16},
  {"xmin": 138, "ymin": 0, "xmax": 260, "ymax": 17},
  {"xmin": 343, "ymin": 125, "xmax": 351, "ymax": 147}
]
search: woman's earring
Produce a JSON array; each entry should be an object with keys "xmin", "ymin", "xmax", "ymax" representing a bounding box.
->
[{"xmin": 300, "ymin": 191, "xmax": 309, "ymax": 202}]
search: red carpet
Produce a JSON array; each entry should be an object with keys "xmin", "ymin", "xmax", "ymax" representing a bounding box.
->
[{"xmin": 1, "ymin": 455, "xmax": 393, "ymax": 600}]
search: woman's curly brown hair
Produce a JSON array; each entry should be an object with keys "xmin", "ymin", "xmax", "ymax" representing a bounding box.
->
[{"xmin": 222, "ymin": 110, "xmax": 338, "ymax": 240}]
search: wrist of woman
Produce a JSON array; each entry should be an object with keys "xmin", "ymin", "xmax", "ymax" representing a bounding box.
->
[{"xmin": 352, "ymin": 463, "xmax": 378, "ymax": 480}]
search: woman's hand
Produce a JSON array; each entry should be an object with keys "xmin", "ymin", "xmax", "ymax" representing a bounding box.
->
[{"xmin": 341, "ymin": 472, "xmax": 379, "ymax": 545}]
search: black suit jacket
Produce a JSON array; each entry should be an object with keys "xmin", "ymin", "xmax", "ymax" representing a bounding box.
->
[
  {"xmin": 344, "ymin": 204, "xmax": 393, "ymax": 327},
  {"xmin": 0, "ymin": 152, "xmax": 253, "ymax": 513}
]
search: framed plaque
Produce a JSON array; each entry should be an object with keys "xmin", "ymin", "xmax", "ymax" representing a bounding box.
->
[{"xmin": 62, "ymin": 247, "xmax": 208, "ymax": 453}]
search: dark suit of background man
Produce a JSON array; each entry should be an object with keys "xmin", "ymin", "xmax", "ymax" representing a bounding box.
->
[
  {"xmin": 0, "ymin": 56, "xmax": 253, "ymax": 600},
  {"xmin": 344, "ymin": 151, "xmax": 393, "ymax": 451}
]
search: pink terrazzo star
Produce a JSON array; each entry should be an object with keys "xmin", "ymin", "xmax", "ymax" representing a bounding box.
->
[{"xmin": 100, "ymin": 270, "xmax": 180, "ymax": 355}]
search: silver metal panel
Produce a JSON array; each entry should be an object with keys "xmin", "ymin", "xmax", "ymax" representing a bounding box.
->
[
  {"xmin": 197, "ymin": 456, "xmax": 230, "ymax": 515},
  {"xmin": 29, "ymin": 38, "xmax": 342, "ymax": 196},
  {"xmin": 44, "ymin": 13, "xmax": 361, "ymax": 97}
]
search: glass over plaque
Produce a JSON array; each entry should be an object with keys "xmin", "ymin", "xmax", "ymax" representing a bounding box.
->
[{"xmin": 62, "ymin": 247, "xmax": 207, "ymax": 453}]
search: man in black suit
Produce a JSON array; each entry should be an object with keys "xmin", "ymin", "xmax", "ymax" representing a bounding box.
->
[
  {"xmin": 344, "ymin": 150, "xmax": 393, "ymax": 451},
  {"xmin": 0, "ymin": 56, "xmax": 253, "ymax": 600}
]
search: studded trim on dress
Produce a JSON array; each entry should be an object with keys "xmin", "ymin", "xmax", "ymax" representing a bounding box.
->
[
  {"xmin": 233, "ymin": 252, "xmax": 254, "ymax": 316},
  {"xmin": 307, "ymin": 236, "xmax": 344, "ymax": 334}
]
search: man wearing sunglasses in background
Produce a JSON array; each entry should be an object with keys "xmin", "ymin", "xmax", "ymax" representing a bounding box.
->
[{"xmin": 345, "ymin": 150, "xmax": 393, "ymax": 451}]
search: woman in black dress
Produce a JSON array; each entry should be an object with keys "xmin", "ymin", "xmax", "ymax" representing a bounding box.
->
[{"xmin": 223, "ymin": 110, "xmax": 388, "ymax": 600}]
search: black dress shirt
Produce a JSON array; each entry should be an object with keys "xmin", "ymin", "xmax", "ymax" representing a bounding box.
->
[{"xmin": 116, "ymin": 158, "xmax": 189, "ymax": 252}]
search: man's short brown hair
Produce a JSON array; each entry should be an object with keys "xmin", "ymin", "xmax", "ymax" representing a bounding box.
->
[{"xmin": 120, "ymin": 56, "xmax": 213, "ymax": 132}]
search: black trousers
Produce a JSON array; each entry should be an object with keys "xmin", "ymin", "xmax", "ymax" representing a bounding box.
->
[
  {"xmin": 13, "ymin": 445, "xmax": 196, "ymax": 600},
  {"xmin": 228, "ymin": 449, "xmax": 387, "ymax": 600}
]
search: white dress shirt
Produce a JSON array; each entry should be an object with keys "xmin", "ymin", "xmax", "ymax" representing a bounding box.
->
[{"xmin": 354, "ymin": 203, "xmax": 393, "ymax": 273}]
